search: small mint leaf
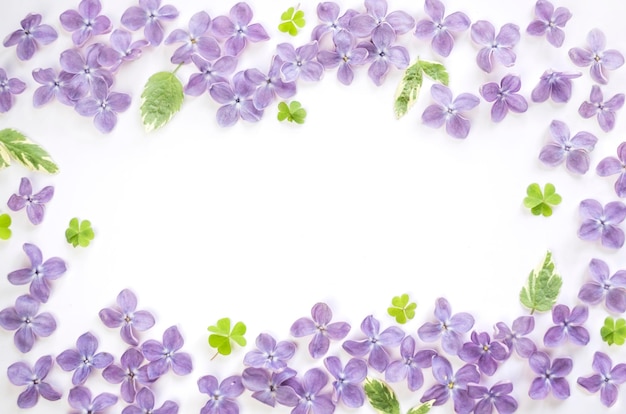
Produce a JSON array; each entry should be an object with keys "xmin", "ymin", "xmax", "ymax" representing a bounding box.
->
[
  {"xmin": 520, "ymin": 251, "xmax": 562, "ymax": 314},
  {"xmin": 140, "ymin": 71, "xmax": 184, "ymax": 132}
]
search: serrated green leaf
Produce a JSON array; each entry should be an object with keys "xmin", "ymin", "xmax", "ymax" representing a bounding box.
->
[
  {"xmin": 394, "ymin": 61, "xmax": 423, "ymax": 119},
  {"xmin": 601, "ymin": 317, "xmax": 626, "ymax": 346},
  {"xmin": 407, "ymin": 400, "xmax": 434, "ymax": 414},
  {"xmin": 0, "ymin": 129, "xmax": 59, "ymax": 174},
  {"xmin": 418, "ymin": 59, "xmax": 449, "ymax": 86},
  {"xmin": 0, "ymin": 213, "xmax": 12, "ymax": 240},
  {"xmin": 520, "ymin": 251, "xmax": 562, "ymax": 314},
  {"xmin": 364, "ymin": 378, "xmax": 400, "ymax": 414},
  {"xmin": 65, "ymin": 218, "xmax": 95, "ymax": 248},
  {"xmin": 140, "ymin": 71, "xmax": 184, "ymax": 132}
]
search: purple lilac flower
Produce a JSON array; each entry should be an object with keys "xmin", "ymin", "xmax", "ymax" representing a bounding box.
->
[
  {"xmin": 342, "ymin": 314, "xmax": 404, "ymax": 372},
  {"xmin": 323, "ymin": 356, "xmax": 367, "ymax": 408},
  {"xmin": 578, "ymin": 199, "xmax": 626, "ymax": 249},
  {"xmin": 3, "ymin": 13, "xmax": 57, "ymax": 61},
  {"xmin": 470, "ymin": 21, "xmax": 520, "ymax": 73},
  {"xmin": 384, "ymin": 336, "xmax": 436, "ymax": 391},
  {"xmin": 0, "ymin": 68, "xmax": 26, "ymax": 113},
  {"xmin": 211, "ymin": 2, "xmax": 269, "ymax": 57},
  {"xmin": 59, "ymin": 0, "xmax": 112, "ymax": 47},
  {"xmin": 577, "ymin": 351, "xmax": 626, "ymax": 407},
  {"xmin": 68, "ymin": 386, "xmax": 118, "ymax": 414},
  {"xmin": 348, "ymin": 0, "xmax": 415, "ymax": 38},
  {"xmin": 579, "ymin": 85, "xmax": 624, "ymax": 132},
  {"xmin": 467, "ymin": 382, "xmax": 518, "ymax": 414},
  {"xmin": 7, "ymin": 177, "xmax": 54, "ymax": 225},
  {"xmin": 241, "ymin": 367, "xmax": 299, "ymax": 407},
  {"xmin": 244, "ymin": 55, "xmax": 296, "ymax": 110},
  {"xmin": 0, "ymin": 295, "xmax": 56, "ymax": 353},
  {"xmin": 243, "ymin": 333, "xmax": 295, "ymax": 371},
  {"xmin": 526, "ymin": 0, "xmax": 571, "ymax": 47},
  {"xmin": 75, "ymin": 77, "xmax": 131, "ymax": 134},
  {"xmin": 121, "ymin": 0, "xmax": 179, "ymax": 46},
  {"xmin": 98, "ymin": 288, "xmax": 156, "ymax": 346},
  {"xmin": 418, "ymin": 297, "xmax": 475, "ymax": 356},
  {"xmin": 121, "ymin": 387, "xmax": 178, "ymax": 414},
  {"xmin": 56, "ymin": 331, "xmax": 114, "ymax": 385},
  {"xmin": 7, "ymin": 355, "xmax": 61, "ymax": 408},
  {"xmin": 141, "ymin": 325, "xmax": 193, "ymax": 380},
  {"xmin": 198, "ymin": 374, "xmax": 245, "ymax": 414},
  {"xmin": 185, "ymin": 55, "xmax": 238, "ymax": 97},
  {"xmin": 578, "ymin": 258, "xmax": 626, "ymax": 313},
  {"xmin": 569, "ymin": 28, "xmax": 624, "ymax": 84},
  {"xmin": 479, "ymin": 74, "xmax": 528, "ymax": 122},
  {"xmin": 493, "ymin": 316, "xmax": 537, "ymax": 358},
  {"xmin": 421, "ymin": 84, "xmax": 480, "ymax": 139},
  {"xmin": 98, "ymin": 29, "xmax": 149, "ymax": 72},
  {"xmin": 528, "ymin": 351, "xmax": 572, "ymax": 400},
  {"xmin": 59, "ymin": 44, "xmax": 114, "ymax": 94},
  {"xmin": 209, "ymin": 71, "xmax": 264, "ymax": 127},
  {"xmin": 420, "ymin": 355, "xmax": 480, "ymax": 414},
  {"xmin": 102, "ymin": 348, "xmax": 152, "ymax": 403},
  {"xmin": 277, "ymin": 42, "xmax": 325, "ymax": 83},
  {"xmin": 311, "ymin": 2, "xmax": 358, "ymax": 42},
  {"xmin": 32, "ymin": 68, "xmax": 81, "ymax": 107},
  {"xmin": 290, "ymin": 302, "xmax": 350, "ymax": 359},
  {"xmin": 414, "ymin": 0, "xmax": 470, "ymax": 57},
  {"xmin": 531, "ymin": 70, "xmax": 581, "ymax": 103},
  {"xmin": 7, "ymin": 242, "xmax": 66, "ymax": 303},
  {"xmin": 164, "ymin": 11, "xmax": 220, "ymax": 64},
  {"xmin": 317, "ymin": 30, "xmax": 368, "ymax": 86},
  {"xmin": 538, "ymin": 120, "xmax": 597, "ymax": 175},
  {"xmin": 285, "ymin": 368, "xmax": 335, "ymax": 414},
  {"xmin": 458, "ymin": 331, "xmax": 508, "ymax": 376},
  {"xmin": 543, "ymin": 304, "xmax": 589, "ymax": 347},
  {"xmin": 357, "ymin": 23, "xmax": 409, "ymax": 86}
]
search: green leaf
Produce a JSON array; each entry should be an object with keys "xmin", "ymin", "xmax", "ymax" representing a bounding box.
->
[
  {"xmin": 65, "ymin": 218, "xmax": 95, "ymax": 248},
  {"xmin": 140, "ymin": 71, "xmax": 184, "ymax": 132},
  {"xmin": 387, "ymin": 294, "xmax": 417, "ymax": 324},
  {"xmin": 207, "ymin": 318, "xmax": 247, "ymax": 357},
  {"xmin": 0, "ymin": 129, "xmax": 59, "ymax": 174},
  {"xmin": 418, "ymin": 59, "xmax": 449, "ymax": 86},
  {"xmin": 601, "ymin": 317, "xmax": 626, "ymax": 346},
  {"xmin": 523, "ymin": 183, "xmax": 561, "ymax": 217},
  {"xmin": 0, "ymin": 213, "xmax": 12, "ymax": 240},
  {"xmin": 364, "ymin": 377, "xmax": 400, "ymax": 414},
  {"xmin": 278, "ymin": 7, "xmax": 306, "ymax": 36},
  {"xmin": 406, "ymin": 400, "xmax": 434, "ymax": 414},
  {"xmin": 519, "ymin": 251, "xmax": 562, "ymax": 314},
  {"xmin": 277, "ymin": 100, "xmax": 307, "ymax": 124},
  {"xmin": 394, "ymin": 61, "xmax": 423, "ymax": 119}
]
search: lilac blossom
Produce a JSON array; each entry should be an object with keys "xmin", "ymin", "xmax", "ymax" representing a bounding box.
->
[
  {"xmin": 56, "ymin": 331, "xmax": 114, "ymax": 385},
  {"xmin": 421, "ymin": 84, "xmax": 480, "ymax": 139},
  {"xmin": 210, "ymin": 2, "xmax": 270, "ymax": 56},
  {"xmin": 164, "ymin": 11, "xmax": 220, "ymax": 64},
  {"xmin": 526, "ymin": 0, "xmax": 571, "ymax": 47},
  {"xmin": 68, "ymin": 386, "xmax": 118, "ymax": 414},
  {"xmin": 577, "ymin": 351, "xmax": 626, "ymax": 407},
  {"xmin": 7, "ymin": 177, "xmax": 54, "ymax": 225},
  {"xmin": 569, "ymin": 28, "xmax": 624, "ymax": 84},
  {"xmin": 311, "ymin": 2, "xmax": 358, "ymax": 42},
  {"xmin": 0, "ymin": 68, "xmax": 26, "ymax": 113},
  {"xmin": 241, "ymin": 367, "xmax": 299, "ymax": 407},
  {"xmin": 75, "ymin": 77, "xmax": 131, "ymax": 134},
  {"xmin": 317, "ymin": 30, "xmax": 368, "ymax": 86},
  {"xmin": 543, "ymin": 304, "xmax": 590, "ymax": 347},
  {"xmin": 121, "ymin": 387, "xmax": 178, "ymax": 414},
  {"xmin": 98, "ymin": 29, "xmax": 149, "ymax": 71},
  {"xmin": 3, "ymin": 13, "xmax": 57, "ymax": 61},
  {"xmin": 493, "ymin": 316, "xmax": 537, "ymax": 358},
  {"xmin": 285, "ymin": 368, "xmax": 335, "ymax": 414},
  {"xmin": 277, "ymin": 42, "xmax": 325, "ymax": 83},
  {"xmin": 323, "ymin": 356, "xmax": 367, "ymax": 408},
  {"xmin": 358, "ymin": 23, "xmax": 409, "ymax": 86},
  {"xmin": 458, "ymin": 331, "xmax": 508, "ymax": 376},
  {"xmin": 0, "ymin": 295, "xmax": 56, "ymax": 353},
  {"xmin": 528, "ymin": 351, "xmax": 572, "ymax": 400},
  {"xmin": 59, "ymin": 0, "xmax": 112, "ymax": 47},
  {"xmin": 467, "ymin": 382, "xmax": 518, "ymax": 414},
  {"xmin": 7, "ymin": 242, "xmax": 66, "ymax": 303},
  {"xmin": 209, "ymin": 71, "xmax": 264, "ymax": 127},
  {"xmin": 384, "ymin": 336, "xmax": 436, "ymax": 391},
  {"xmin": 32, "ymin": 68, "xmax": 81, "ymax": 107},
  {"xmin": 185, "ymin": 55, "xmax": 238, "ymax": 96},
  {"xmin": 342, "ymin": 314, "xmax": 404, "ymax": 372},
  {"xmin": 244, "ymin": 55, "xmax": 296, "ymax": 110},
  {"xmin": 98, "ymin": 288, "xmax": 156, "ymax": 346},
  {"xmin": 414, "ymin": 0, "xmax": 471, "ymax": 57},
  {"xmin": 531, "ymin": 70, "xmax": 581, "ymax": 103},
  {"xmin": 579, "ymin": 85, "xmax": 624, "ymax": 132},
  {"xmin": 578, "ymin": 199, "xmax": 626, "ymax": 249},
  {"xmin": 121, "ymin": 0, "xmax": 179, "ymax": 46},
  {"xmin": 578, "ymin": 258, "xmax": 626, "ymax": 313},
  {"xmin": 59, "ymin": 44, "xmax": 114, "ymax": 93},
  {"xmin": 141, "ymin": 325, "xmax": 193, "ymax": 380},
  {"xmin": 420, "ymin": 355, "xmax": 480, "ymax": 414},
  {"xmin": 479, "ymin": 74, "xmax": 528, "ymax": 122},
  {"xmin": 348, "ymin": 0, "xmax": 415, "ymax": 38},
  {"xmin": 290, "ymin": 302, "xmax": 350, "ymax": 359},
  {"xmin": 198, "ymin": 374, "xmax": 245, "ymax": 414},
  {"xmin": 418, "ymin": 297, "xmax": 475, "ymax": 356},
  {"xmin": 243, "ymin": 333, "xmax": 296, "ymax": 371},
  {"xmin": 471, "ymin": 21, "xmax": 520, "ymax": 73},
  {"xmin": 102, "ymin": 348, "xmax": 152, "ymax": 403},
  {"xmin": 538, "ymin": 120, "xmax": 597, "ymax": 175},
  {"xmin": 7, "ymin": 355, "xmax": 61, "ymax": 408}
]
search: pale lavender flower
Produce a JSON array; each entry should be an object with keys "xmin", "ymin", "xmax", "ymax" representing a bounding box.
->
[
  {"xmin": 185, "ymin": 55, "xmax": 237, "ymax": 96},
  {"xmin": 0, "ymin": 295, "xmax": 56, "ymax": 353},
  {"xmin": 578, "ymin": 199, "xmax": 626, "ymax": 249},
  {"xmin": 32, "ymin": 68, "xmax": 81, "ymax": 107},
  {"xmin": 209, "ymin": 71, "xmax": 263, "ymax": 127},
  {"xmin": 211, "ymin": 2, "xmax": 269, "ymax": 56},
  {"xmin": 3, "ymin": 13, "xmax": 57, "ymax": 61},
  {"xmin": 528, "ymin": 351, "xmax": 572, "ymax": 400},
  {"xmin": 164, "ymin": 11, "xmax": 220, "ymax": 64},
  {"xmin": 317, "ymin": 30, "xmax": 368, "ymax": 86},
  {"xmin": 7, "ymin": 177, "xmax": 54, "ymax": 225},
  {"xmin": 578, "ymin": 259, "xmax": 626, "ymax": 314},
  {"xmin": 531, "ymin": 70, "xmax": 581, "ymax": 103},
  {"xmin": 569, "ymin": 28, "xmax": 624, "ymax": 84},
  {"xmin": 141, "ymin": 325, "xmax": 193, "ymax": 380},
  {"xmin": 538, "ymin": 120, "xmax": 597, "ymax": 175},
  {"xmin": 348, "ymin": 0, "xmax": 415, "ymax": 38},
  {"xmin": 493, "ymin": 316, "xmax": 537, "ymax": 358},
  {"xmin": 102, "ymin": 348, "xmax": 152, "ymax": 403},
  {"xmin": 418, "ymin": 297, "xmax": 475, "ymax": 356},
  {"xmin": 526, "ymin": 0, "xmax": 571, "ymax": 47},
  {"xmin": 598, "ymin": 143, "xmax": 626, "ymax": 198},
  {"xmin": 98, "ymin": 288, "xmax": 156, "ymax": 346},
  {"xmin": 7, "ymin": 355, "xmax": 61, "ymax": 408},
  {"xmin": 59, "ymin": 44, "xmax": 114, "ymax": 93},
  {"xmin": 198, "ymin": 374, "xmax": 244, "ymax": 414},
  {"xmin": 75, "ymin": 77, "xmax": 131, "ymax": 134},
  {"xmin": 7, "ymin": 242, "xmax": 66, "ymax": 303},
  {"xmin": 244, "ymin": 333, "xmax": 295, "ymax": 372},
  {"xmin": 277, "ymin": 42, "xmax": 325, "ymax": 83},
  {"xmin": 244, "ymin": 55, "xmax": 296, "ymax": 110},
  {"xmin": 458, "ymin": 331, "xmax": 508, "ymax": 376},
  {"xmin": 414, "ymin": 0, "xmax": 470, "ymax": 57},
  {"xmin": 470, "ymin": 21, "xmax": 520, "ymax": 73},
  {"xmin": 68, "ymin": 386, "xmax": 118, "ymax": 414},
  {"xmin": 98, "ymin": 29, "xmax": 149, "ymax": 71},
  {"xmin": 241, "ymin": 367, "xmax": 299, "ymax": 407},
  {"xmin": 0, "ymin": 68, "xmax": 26, "ymax": 113},
  {"xmin": 285, "ymin": 368, "xmax": 335, "ymax": 414},
  {"xmin": 342, "ymin": 314, "xmax": 404, "ymax": 372},
  {"xmin": 121, "ymin": 387, "xmax": 178, "ymax": 414},
  {"xmin": 577, "ymin": 351, "xmax": 626, "ymax": 407},
  {"xmin": 121, "ymin": 0, "xmax": 179, "ymax": 46},
  {"xmin": 56, "ymin": 331, "xmax": 114, "ymax": 385},
  {"xmin": 467, "ymin": 382, "xmax": 518, "ymax": 414},
  {"xmin": 290, "ymin": 302, "xmax": 350, "ymax": 359},
  {"xmin": 420, "ymin": 355, "xmax": 480, "ymax": 414},
  {"xmin": 579, "ymin": 85, "xmax": 624, "ymax": 132},
  {"xmin": 421, "ymin": 84, "xmax": 480, "ymax": 139},
  {"xmin": 323, "ymin": 356, "xmax": 367, "ymax": 408},
  {"xmin": 59, "ymin": 0, "xmax": 112, "ymax": 47},
  {"xmin": 357, "ymin": 23, "xmax": 409, "ymax": 86},
  {"xmin": 311, "ymin": 2, "xmax": 357, "ymax": 42},
  {"xmin": 479, "ymin": 74, "xmax": 528, "ymax": 122},
  {"xmin": 384, "ymin": 336, "xmax": 436, "ymax": 391},
  {"xmin": 543, "ymin": 304, "xmax": 589, "ymax": 347}
]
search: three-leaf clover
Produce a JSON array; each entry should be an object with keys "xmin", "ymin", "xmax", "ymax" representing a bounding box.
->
[
  {"xmin": 387, "ymin": 294, "xmax": 416, "ymax": 324},
  {"xmin": 278, "ymin": 6, "xmax": 305, "ymax": 36},
  {"xmin": 207, "ymin": 317, "xmax": 247, "ymax": 358},
  {"xmin": 523, "ymin": 183, "xmax": 562, "ymax": 217},
  {"xmin": 0, "ymin": 213, "xmax": 12, "ymax": 240},
  {"xmin": 601, "ymin": 316, "xmax": 626, "ymax": 346},
  {"xmin": 65, "ymin": 218, "xmax": 95, "ymax": 248},
  {"xmin": 277, "ymin": 101, "xmax": 307, "ymax": 124}
]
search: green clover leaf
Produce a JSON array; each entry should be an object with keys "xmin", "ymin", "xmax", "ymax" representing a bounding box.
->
[
  {"xmin": 278, "ymin": 6, "xmax": 306, "ymax": 36},
  {"xmin": 523, "ymin": 183, "xmax": 562, "ymax": 217},
  {"xmin": 0, "ymin": 213, "xmax": 12, "ymax": 240},
  {"xmin": 277, "ymin": 101, "xmax": 307, "ymax": 124},
  {"xmin": 65, "ymin": 218, "xmax": 95, "ymax": 248},
  {"xmin": 208, "ymin": 317, "xmax": 247, "ymax": 358},
  {"xmin": 387, "ymin": 294, "xmax": 416, "ymax": 324},
  {"xmin": 601, "ymin": 316, "xmax": 626, "ymax": 346}
]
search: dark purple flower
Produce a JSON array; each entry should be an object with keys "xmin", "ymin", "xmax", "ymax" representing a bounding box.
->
[
  {"xmin": 421, "ymin": 84, "xmax": 480, "ymax": 139},
  {"xmin": 241, "ymin": 367, "xmax": 299, "ymax": 407},
  {"xmin": 285, "ymin": 368, "xmax": 335, "ymax": 414},
  {"xmin": 98, "ymin": 288, "xmax": 155, "ymax": 346},
  {"xmin": 479, "ymin": 74, "xmax": 528, "ymax": 122},
  {"xmin": 0, "ymin": 295, "xmax": 56, "ymax": 353},
  {"xmin": 342, "ymin": 314, "xmax": 404, "ymax": 372},
  {"xmin": 538, "ymin": 120, "xmax": 597, "ymax": 175},
  {"xmin": 244, "ymin": 55, "xmax": 296, "ymax": 110},
  {"xmin": 209, "ymin": 71, "xmax": 264, "ymax": 127},
  {"xmin": 493, "ymin": 316, "xmax": 536, "ymax": 358},
  {"xmin": 569, "ymin": 28, "xmax": 624, "ymax": 84},
  {"xmin": 211, "ymin": 2, "xmax": 269, "ymax": 56},
  {"xmin": 323, "ymin": 356, "xmax": 367, "ymax": 408},
  {"xmin": 7, "ymin": 242, "xmax": 66, "ymax": 303},
  {"xmin": 578, "ymin": 258, "xmax": 626, "ymax": 313},
  {"xmin": 526, "ymin": 0, "xmax": 571, "ymax": 47},
  {"xmin": 420, "ymin": 355, "xmax": 480, "ymax": 414},
  {"xmin": 3, "ymin": 13, "xmax": 57, "ymax": 60},
  {"xmin": 528, "ymin": 351, "xmax": 572, "ymax": 400},
  {"xmin": 348, "ymin": 0, "xmax": 415, "ymax": 38},
  {"xmin": 7, "ymin": 355, "xmax": 61, "ymax": 408},
  {"xmin": 577, "ymin": 351, "xmax": 626, "ymax": 407},
  {"xmin": 98, "ymin": 29, "xmax": 149, "ymax": 71},
  {"xmin": 243, "ymin": 333, "xmax": 295, "ymax": 372},
  {"xmin": 185, "ymin": 55, "xmax": 238, "ymax": 97},
  {"xmin": 75, "ymin": 77, "xmax": 131, "ymax": 134},
  {"xmin": 102, "ymin": 348, "xmax": 152, "ymax": 403},
  {"xmin": 198, "ymin": 374, "xmax": 245, "ymax": 414},
  {"xmin": 290, "ymin": 302, "xmax": 350, "ymax": 359},
  {"xmin": 357, "ymin": 22, "xmax": 409, "ymax": 86},
  {"xmin": 317, "ymin": 30, "xmax": 368, "ymax": 86},
  {"xmin": 414, "ymin": 0, "xmax": 470, "ymax": 57},
  {"xmin": 32, "ymin": 68, "xmax": 81, "ymax": 107},
  {"xmin": 277, "ymin": 42, "xmax": 325, "ymax": 83},
  {"xmin": 418, "ymin": 298, "xmax": 475, "ymax": 356},
  {"xmin": 59, "ymin": 0, "xmax": 112, "ymax": 47},
  {"xmin": 7, "ymin": 177, "xmax": 54, "ymax": 225},
  {"xmin": 68, "ymin": 386, "xmax": 118, "ymax": 413},
  {"xmin": 0, "ymin": 68, "xmax": 26, "ymax": 113},
  {"xmin": 531, "ymin": 70, "xmax": 581, "ymax": 103},
  {"xmin": 543, "ymin": 304, "xmax": 589, "ymax": 347},
  {"xmin": 579, "ymin": 85, "xmax": 624, "ymax": 132},
  {"xmin": 141, "ymin": 325, "xmax": 193, "ymax": 380},
  {"xmin": 56, "ymin": 331, "xmax": 114, "ymax": 385},
  {"xmin": 467, "ymin": 382, "xmax": 518, "ymax": 414},
  {"xmin": 470, "ymin": 21, "xmax": 520, "ymax": 73},
  {"xmin": 121, "ymin": 0, "xmax": 179, "ymax": 46},
  {"xmin": 384, "ymin": 336, "xmax": 435, "ymax": 391},
  {"xmin": 59, "ymin": 44, "xmax": 114, "ymax": 94},
  {"xmin": 121, "ymin": 387, "xmax": 178, "ymax": 414},
  {"xmin": 164, "ymin": 11, "xmax": 220, "ymax": 64},
  {"xmin": 458, "ymin": 331, "xmax": 508, "ymax": 376},
  {"xmin": 578, "ymin": 199, "xmax": 626, "ymax": 249},
  {"xmin": 311, "ymin": 2, "xmax": 357, "ymax": 42}
]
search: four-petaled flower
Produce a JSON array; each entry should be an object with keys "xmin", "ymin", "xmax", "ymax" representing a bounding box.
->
[
  {"xmin": 164, "ymin": 11, "xmax": 221, "ymax": 64},
  {"xmin": 358, "ymin": 22, "xmax": 410, "ymax": 86},
  {"xmin": 59, "ymin": 44, "xmax": 113, "ymax": 94},
  {"xmin": 102, "ymin": 347, "xmax": 152, "ymax": 403},
  {"xmin": 317, "ymin": 30, "xmax": 368, "ymax": 86},
  {"xmin": 543, "ymin": 304, "xmax": 590, "ymax": 347},
  {"xmin": 243, "ymin": 333, "xmax": 296, "ymax": 372},
  {"xmin": 56, "ymin": 331, "xmax": 114, "ymax": 385},
  {"xmin": 418, "ymin": 297, "xmax": 475, "ymax": 356},
  {"xmin": 241, "ymin": 367, "xmax": 299, "ymax": 407},
  {"xmin": 74, "ymin": 77, "xmax": 131, "ymax": 134},
  {"xmin": 7, "ymin": 242, "xmax": 66, "ymax": 303},
  {"xmin": 98, "ymin": 288, "xmax": 156, "ymax": 346},
  {"xmin": 531, "ymin": 70, "xmax": 580, "ymax": 103},
  {"xmin": 579, "ymin": 85, "xmax": 625, "ymax": 132},
  {"xmin": 569, "ymin": 28, "xmax": 625, "ymax": 85},
  {"xmin": 0, "ymin": 294, "xmax": 56, "ymax": 353},
  {"xmin": 98, "ymin": 29, "xmax": 149, "ymax": 72},
  {"xmin": 311, "ymin": 2, "xmax": 357, "ymax": 42},
  {"xmin": 578, "ymin": 258, "xmax": 626, "ymax": 313},
  {"xmin": 59, "ymin": 0, "xmax": 112, "ymax": 47},
  {"xmin": 277, "ymin": 42, "xmax": 325, "ymax": 83},
  {"xmin": 342, "ymin": 314, "xmax": 404, "ymax": 372},
  {"xmin": 0, "ymin": 68, "xmax": 26, "ymax": 113},
  {"xmin": 577, "ymin": 351, "xmax": 626, "ymax": 408},
  {"xmin": 526, "ymin": 0, "xmax": 571, "ymax": 48},
  {"xmin": 244, "ymin": 55, "xmax": 296, "ymax": 110},
  {"xmin": 420, "ymin": 355, "xmax": 480, "ymax": 414},
  {"xmin": 538, "ymin": 120, "xmax": 597, "ymax": 175},
  {"xmin": 578, "ymin": 199, "xmax": 626, "ymax": 249},
  {"xmin": 32, "ymin": 68, "xmax": 80, "ymax": 107},
  {"xmin": 290, "ymin": 302, "xmax": 351, "ymax": 359},
  {"xmin": 285, "ymin": 368, "xmax": 335, "ymax": 414},
  {"xmin": 323, "ymin": 356, "xmax": 367, "ymax": 408},
  {"xmin": 597, "ymin": 142, "xmax": 626, "ymax": 198},
  {"xmin": 414, "ymin": 0, "xmax": 470, "ymax": 57},
  {"xmin": 348, "ymin": 0, "xmax": 415, "ymax": 38},
  {"xmin": 121, "ymin": 386, "xmax": 179, "ymax": 414},
  {"xmin": 467, "ymin": 382, "xmax": 518, "ymax": 414},
  {"xmin": 121, "ymin": 0, "xmax": 179, "ymax": 46},
  {"xmin": 209, "ymin": 71, "xmax": 264, "ymax": 127},
  {"xmin": 528, "ymin": 351, "xmax": 573, "ymax": 400},
  {"xmin": 493, "ymin": 316, "xmax": 537, "ymax": 359},
  {"xmin": 3, "ymin": 13, "xmax": 57, "ymax": 61},
  {"xmin": 421, "ymin": 84, "xmax": 480, "ymax": 139},
  {"xmin": 198, "ymin": 374, "xmax": 245, "ymax": 414},
  {"xmin": 67, "ymin": 386, "xmax": 118, "ymax": 414},
  {"xmin": 470, "ymin": 21, "xmax": 520, "ymax": 73},
  {"xmin": 185, "ymin": 55, "xmax": 238, "ymax": 96},
  {"xmin": 479, "ymin": 74, "xmax": 528, "ymax": 122},
  {"xmin": 141, "ymin": 325, "xmax": 193, "ymax": 380},
  {"xmin": 8, "ymin": 177, "xmax": 54, "ymax": 225},
  {"xmin": 384, "ymin": 335, "xmax": 436, "ymax": 391},
  {"xmin": 7, "ymin": 355, "xmax": 62, "ymax": 408},
  {"xmin": 210, "ymin": 2, "xmax": 270, "ymax": 57},
  {"xmin": 458, "ymin": 331, "xmax": 508, "ymax": 376}
]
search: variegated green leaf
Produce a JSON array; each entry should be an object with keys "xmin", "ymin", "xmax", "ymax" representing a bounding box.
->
[
  {"xmin": 0, "ymin": 129, "xmax": 59, "ymax": 173},
  {"xmin": 394, "ymin": 61, "xmax": 423, "ymax": 119}
]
